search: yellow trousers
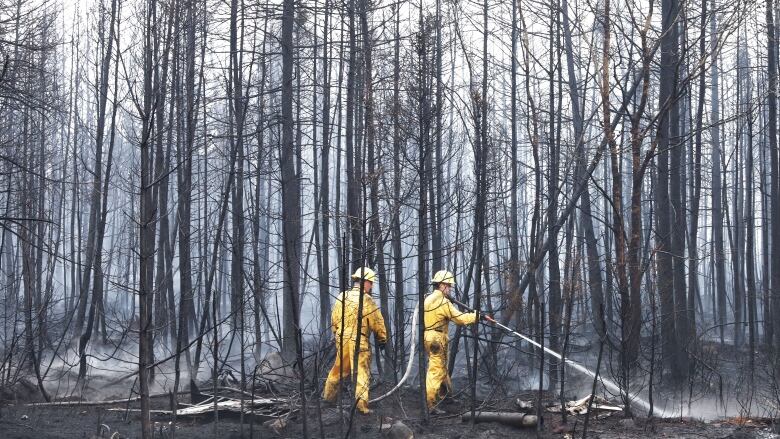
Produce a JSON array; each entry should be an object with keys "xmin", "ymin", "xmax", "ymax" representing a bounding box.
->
[
  {"xmin": 424, "ymin": 331, "xmax": 451, "ymax": 408},
  {"xmin": 322, "ymin": 340, "xmax": 372, "ymax": 413}
]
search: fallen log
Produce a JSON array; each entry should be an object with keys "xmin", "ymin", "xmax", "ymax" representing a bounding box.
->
[
  {"xmin": 175, "ymin": 399, "xmax": 292, "ymax": 421},
  {"xmin": 106, "ymin": 408, "xmax": 172, "ymax": 415},
  {"xmin": 106, "ymin": 398, "xmax": 293, "ymax": 422},
  {"xmin": 461, "ymin": 411, "xmax": 538, "ymax": 428},
  {"xmin": 19, "ymin": 392, "xmax": 190, "ymax": 407},
  {"xmin": 178, "ymin": 398, "xmax": 287, "ymax": 414},
  {"xmin": 20, "ymin": 387, "xmax": 259, "ymax": 408}
]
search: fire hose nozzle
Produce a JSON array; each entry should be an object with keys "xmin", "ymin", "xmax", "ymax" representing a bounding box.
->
[{"xmin": 481, "ymin": 314, "xmax": 495, "ymax": 323}]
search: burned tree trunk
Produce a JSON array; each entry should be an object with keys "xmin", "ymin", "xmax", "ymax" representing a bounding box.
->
[
  {"xmin": 547, "ymin": 0, "xmax": 563, "ymax": 392},
  {"xmin": 561, "ymin": 0, "xmax": 607, "ymax": 360},
  {"xmin": 688, "ymin": 0, "xmax": 708, "ymax": 351},
  {"xmin": 280, "ymin": 0, "xmax": 302, "ymax": 365},
  {"xmin": 416, "ymin": 6, "xmax": 431, "ymax": 420},
  {"xmin": 391, "ymin": 2, "xmax": 405, "ymax": 373},
  {"xmin": 345, "ymin": 0, "xmax": 361, "ymax": 267},
  {"xmin": 767, "ymin": 0, "xmax": 780, "ymax": 351},
  {"xmin": 656, "ymin": 0, "xmax": 685, "ymax": 381},
  {"xmin": 710, "ymin": 8, "xmax": 727, "ymax": 345},
  {"xmin": 77, "ymin": 0, "xmax": 119, "ymax": 380},
  {"xmin": 138, "ymin": 1, "xmax": 158, "ymax": 435},
  {"xmin": 317, "ymin": 0, "xmax": 332, "ymax": 338}
]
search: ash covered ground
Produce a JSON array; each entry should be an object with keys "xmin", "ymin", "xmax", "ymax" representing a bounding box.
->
[
  {"xmin": 2, "ymin": 359, "xmax": 779, "ymax": 439},
  {"xmin": 1, "ymin": 335, "xmax": 779, "ymax": 438}
]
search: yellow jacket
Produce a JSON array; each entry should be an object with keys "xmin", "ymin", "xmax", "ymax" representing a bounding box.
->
[
  {"xmin": 423, "ymin": 289, "xmax": 477, "ymax": 337},
  {"xmin": 331, "ymin": 287, "xmax": 388, "ymax": 347}
]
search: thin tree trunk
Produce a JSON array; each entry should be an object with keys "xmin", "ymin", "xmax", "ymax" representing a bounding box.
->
[
  {"xmin": 346, "ymin": 0, "xmax": 361, "ymax": 267},
  {"xmin": 709, "ymin": 8, "xmax": 727, "ymax": 346},
  {"xmin": 391, "ymin": 3, "xmax": 404, "ymax": 373},
  {"xmin": 176, "ymin": 0, "xmax": 199, "ymax": 404},
  {"xmin": 317, "ymin": 0, "xmax": 332, "ymax": 339},
  {"xmin": 547, "ymin": 0, "xmax": 563, "ymax": 393},
  {"xmin": 656, "ymin": 0, "xmax": 684, "ymax": 381},
  {"xmin": 416, "ymin": 0, "xmax": 430, "ymax": 420},
  {"xmin": 138, "ymin": 1, "xmax": 158, "ymax": 434},
  {"xmin": 688, "ymin": 0, "xmax": 707, "ymax": 351},
  {"xmin": 767, "ymin": 0, "xmax": 780, "ymax": 352},
  {"xmin": 560, "ymin": 0, "xmax": 607, "ymax": 364}
]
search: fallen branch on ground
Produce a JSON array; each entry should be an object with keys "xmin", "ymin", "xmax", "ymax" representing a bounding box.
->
[
  {"xmin": 19, "ymin": 392, "xmax": 189, "ymax": 407},
  {"xmin": 107, "ymin": 398, "xmax": 295, "ymax": 423},
  {"xmin": 546, "ymin": 394, "xmax": 623, "ymax": 415}
]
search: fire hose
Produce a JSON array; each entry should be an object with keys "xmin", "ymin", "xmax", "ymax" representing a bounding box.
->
[{"xmin": 369, "ymin": 302, "xmax": 419, "ymax": 403}]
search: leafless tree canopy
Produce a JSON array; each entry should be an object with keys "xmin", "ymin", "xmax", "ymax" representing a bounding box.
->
[{"xmin": 1, "ymin": 0, "xmax": 780, "ymax": 436}]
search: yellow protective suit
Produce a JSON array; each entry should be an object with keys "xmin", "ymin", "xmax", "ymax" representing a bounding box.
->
[
  {"xmin": 423, "ymin": 289, "xmax": 477, "ymax": 408},
  {"xmin": 322, "ymin": 287, "xmax": 387, "ymax": 413}
]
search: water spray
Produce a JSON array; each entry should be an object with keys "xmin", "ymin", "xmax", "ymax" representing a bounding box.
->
[
  {"xmin": 370, "ymin": 297, "xmax": 669, "ymax": 418},
  {"xmin": 448, "ymin": 297, "xmax": 669, "ymax": 418}
]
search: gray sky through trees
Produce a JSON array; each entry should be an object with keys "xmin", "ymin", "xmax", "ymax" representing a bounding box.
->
[{"xmin": 1, "ymin": 0, "xmax": 779, "ymax": 434}]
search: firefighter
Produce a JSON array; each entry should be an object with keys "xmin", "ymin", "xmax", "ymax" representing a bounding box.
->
[
  {"xmin": 423, "ymin": 270, "xmax": 478, "ymax": 412},
  {"xmin": 322, "ymin": 267, "xmax": 388, "ymax": 414}
]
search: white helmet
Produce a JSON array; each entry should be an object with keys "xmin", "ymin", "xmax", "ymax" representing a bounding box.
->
[
  {"xmin": 351, "ymin": 267, "xmax": 377, "ymax": 282},
  {"xmin": 431, "ymin": 270, "xmax": 456, "ymax": 286}
]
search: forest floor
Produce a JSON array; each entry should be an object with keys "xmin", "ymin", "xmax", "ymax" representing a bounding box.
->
[{"xmin": 1, "ymin": 381, "xmax": 779, "ymax": 439}]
